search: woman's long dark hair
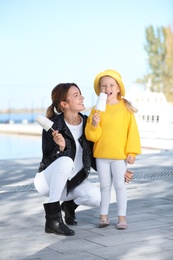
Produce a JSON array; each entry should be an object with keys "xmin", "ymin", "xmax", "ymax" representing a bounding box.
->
[{"xmin": 46, "ymin": 83, "xmax": 80, "ymax": 119}]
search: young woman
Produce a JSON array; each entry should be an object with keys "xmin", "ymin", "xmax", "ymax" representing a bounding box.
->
[
  {"xmin": 85, "ymin": 69, "xmax": 141, "ymax": 230},
  {"xmin": 34, "ymin": 83, "xmax": 101, "ymax": 236}
]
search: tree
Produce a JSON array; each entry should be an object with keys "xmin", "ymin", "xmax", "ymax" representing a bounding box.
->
[
  {"xmin": 163, "ymin": 26, "xmax": 173, "ymax": 101},
  {"xmin": 137, "ymin": 25, "xmax": 173, "ymax": 102}
]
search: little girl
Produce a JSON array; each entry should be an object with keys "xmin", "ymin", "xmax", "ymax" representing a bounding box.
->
[{"xmin": 85, "ymin": 69, "xmax": 141, "ymax": 229}]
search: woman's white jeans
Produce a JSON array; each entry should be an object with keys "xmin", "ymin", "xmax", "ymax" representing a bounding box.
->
[
  {"xmin": 34, "ymin": 156, "xmax": 100, "ymax": 206},
  {"xmin": 96, "ymin": 158, "xmax": 127, "ymax": 216}
]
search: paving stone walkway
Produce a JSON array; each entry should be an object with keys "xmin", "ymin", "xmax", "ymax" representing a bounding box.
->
[{"xmin": 0, "ymin": 150, "xmax": 173, "ymax": 260}]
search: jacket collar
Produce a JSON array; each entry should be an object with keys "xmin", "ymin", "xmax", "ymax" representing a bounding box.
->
[{"xmin": 53, "ymin": 112, "xmax": 86, "ymax": 138}]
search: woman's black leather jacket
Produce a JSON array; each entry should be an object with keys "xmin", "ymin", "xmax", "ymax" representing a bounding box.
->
[{"xmin": 38, "ymin": 112, "xmax": 95, "ymax": 193}]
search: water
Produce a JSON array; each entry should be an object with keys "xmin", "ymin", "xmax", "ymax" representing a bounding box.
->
[
  {"xmin": 1, "ymin": 133, "xmax": 158, "ymax": 161},
  {"xmin": 0, "ymin": 134, "xmax": 42, "ymax": 160},
  {"xmin": 1, "ymin": 128, "xmax": 170, "ymax": 160},
  {"xmin": 0, "ymin": 113, "xmax": 40, "ymax": 124}
]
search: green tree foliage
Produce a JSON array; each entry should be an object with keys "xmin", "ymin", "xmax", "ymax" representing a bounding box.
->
[
  {"xmin": 137, "ymin": 25, "xmax": 173, "ymax": 102},
  {"xmin": 164, "ymin": 26, "xmax": 173, "ymax": 101}
]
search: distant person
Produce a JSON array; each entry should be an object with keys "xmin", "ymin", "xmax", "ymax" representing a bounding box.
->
[
  {"xmin": 34, "ymin": 83, "xmax": 101, "ymax": 236},
  {"xmin": 85, "ymin": 69, "xmax": 141, "ymax": 230}
]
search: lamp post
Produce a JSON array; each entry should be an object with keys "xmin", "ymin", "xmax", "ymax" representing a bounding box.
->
[
  {"xmin": 8, "ymin": 98, "xmax": 14, "ymax": 123},
  {"xmin": 31, "ymin": 99, "xmax": 35, "ymax": 123},
  {"xmin": 41, "ymin": 96, "xmax": 49, "ymax": 115}
]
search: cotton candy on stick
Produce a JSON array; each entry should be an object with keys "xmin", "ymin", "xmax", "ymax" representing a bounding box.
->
[
  {"xmin": 36, "ymin": 115, "xmax": 54, "ymax": 132},
  {"xmin": 95, "ymin": 93, "xmax": 107, "ymax": 112}
]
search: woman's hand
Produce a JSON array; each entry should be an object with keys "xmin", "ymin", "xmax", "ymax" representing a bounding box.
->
[
  {"xmin": 92, "ymin": 111, "xmax": 100, "ymax": 127},
  {"xmin": 52, "ymin": 131, "xmax": 65, "ymax": 151},
  {"xmin": 124, "ymin": 170, "xmax": 133, "ymax": 183}
]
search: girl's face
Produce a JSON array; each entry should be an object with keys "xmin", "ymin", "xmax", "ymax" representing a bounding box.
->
[
  {"xmin": 99, "ymin": 76, "xmax": 120, "ymax": 104},
  {"xmin": 62, "ymin": 86, "xmax": 85, "ymax": 112}
]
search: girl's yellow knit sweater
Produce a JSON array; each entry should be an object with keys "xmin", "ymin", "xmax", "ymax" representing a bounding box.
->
[{"xmin": 85, "ymin": 101, "xmax": 141, "ymax": 159}]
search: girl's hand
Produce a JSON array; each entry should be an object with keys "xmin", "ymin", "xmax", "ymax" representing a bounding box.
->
[
  {"xmin": 52, "ymin": 131, "xmax": 65, "ymax": 151},
  {"xmin": 92, "ymin": 111, "xmax": 100, "ymax": 127},
  {"xmin": 126, "ymin": 155, "xmax": 135, "ymax": 164}
]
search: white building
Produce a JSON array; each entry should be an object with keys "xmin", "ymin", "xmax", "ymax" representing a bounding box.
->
[
  {"xmin": 127, "ymin": 90, "xmax": 171, "ymax": 125},
  {"xmin": 126, "ymin": 86, "xmax": 173, "ymax": 150}
]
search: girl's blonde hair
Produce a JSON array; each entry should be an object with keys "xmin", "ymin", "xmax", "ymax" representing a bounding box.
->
[{"xmin": 121, "ymin": 97, "xmax": 138, "ymax": 113}]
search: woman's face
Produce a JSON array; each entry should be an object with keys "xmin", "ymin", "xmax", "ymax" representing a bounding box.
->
[
  {"xmin": 63, "ymin": 86, "xmax": 85, "ymax": 112},
  {"xmin": 99, "ymin": 76, "xmax": 120, "ymax": 104}
]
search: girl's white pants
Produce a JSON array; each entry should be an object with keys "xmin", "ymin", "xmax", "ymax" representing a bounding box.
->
[
  {"xmin": 96, "ymin": 158, "xmax": 127, "ymax": 216},
  {"xmin": 34, "ymin": 156, "xmax": 100, "ymax": 207}
]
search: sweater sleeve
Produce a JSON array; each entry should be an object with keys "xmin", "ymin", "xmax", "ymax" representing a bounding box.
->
[
  {"xmin": 125, "ymin": 113, "xmax": 141, "ymax": 156},
  {"xmin": 85, "ymin": 108, "xmax": 102, "ymax": 142}
]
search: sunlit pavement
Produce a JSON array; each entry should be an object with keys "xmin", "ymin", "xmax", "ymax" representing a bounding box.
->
[{"xmin": 0, "ymin": 150, "xmax": 173, "ymax": 260}]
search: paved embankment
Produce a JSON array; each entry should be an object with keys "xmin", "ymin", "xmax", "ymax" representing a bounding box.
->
[
  {"xmin": 0, "ymin": 150, "xmax": 173, "ymax": 260},
  {"xmin": 0, "ymin": 123, "xmax": 42, "ymax": 136},
  {"xmin": 1, "ymin": 123, "xmax": 173, "ymax": 151}
]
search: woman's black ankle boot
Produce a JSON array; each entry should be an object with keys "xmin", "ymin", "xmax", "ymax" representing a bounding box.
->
[
  {"xmin": 43, "ymin": 201, "xmax": 75, "ymax": 236},
  {"xmin": 61, "ymin": 200, "xmax": 78, "ymax": 225}
]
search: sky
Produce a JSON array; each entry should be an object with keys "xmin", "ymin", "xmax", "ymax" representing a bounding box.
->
[{"xmin": 0, "ymin": 0, "xmax": 173, "ymax": 111}]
